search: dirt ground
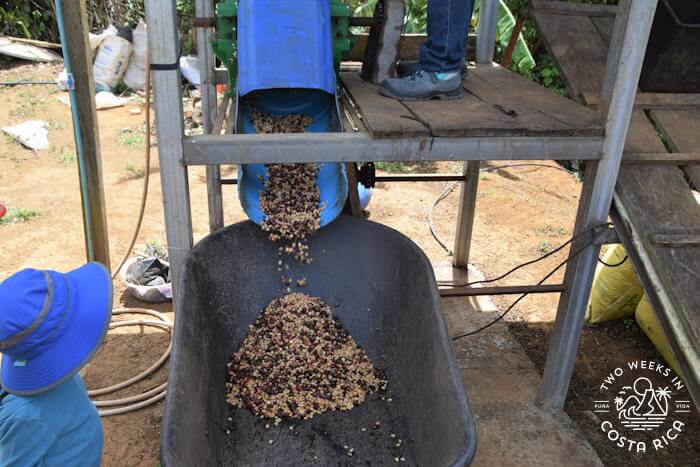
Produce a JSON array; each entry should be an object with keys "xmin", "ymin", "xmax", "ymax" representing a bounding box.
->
[{"xmin": 0, "ymin": 62, "xmax": 696, "ymax": 466}]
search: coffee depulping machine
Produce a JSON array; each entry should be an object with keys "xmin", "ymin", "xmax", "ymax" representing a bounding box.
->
[{"xmin": 143, "ymin": 0, "xmax": 660, "ymax": 464}]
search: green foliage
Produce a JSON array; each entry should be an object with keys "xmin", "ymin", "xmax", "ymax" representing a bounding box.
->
[
  {"xmin": 475, "ymin": 0, "xmax": 535, "ymax": 72},
  {"xmin": 124, "ymin": 162, "xmax": 146, "ymax": 178},
  {"xmin": 0, "ymin": 0, "xmax": 195, "ymax": 57},
  {"xmin": 537, "ymin": 239, "xmax": 553, "ymax": 253},
  {"xmin": 57, "ymin": 149, "xmax": 76, "ymax": 164},
  {"xmin": 144, "ymin": 240, "xmax": 168, "ymax": 260},
  {"xmin": 375, "ymin": 161, "xmax": 410, "ymax": 173},
  {"xmin": 0, "ymin": 207, "xmax": 41, "ymax": 225},
  {"xmin": 120, "ymin": 132, "xmax": 146, "ymax": 150},
  {"xmin": 0, "ymin": 1, "xmax": 59, "ymax": 43}
]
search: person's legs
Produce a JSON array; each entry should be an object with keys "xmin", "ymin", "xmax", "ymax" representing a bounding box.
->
[{"xmin": 419, "ymin": 0, "xmax": 473, "ymax": 73}]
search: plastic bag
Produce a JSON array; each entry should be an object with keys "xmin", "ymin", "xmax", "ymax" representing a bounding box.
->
[
  {"xmin": 587, "ymin": 244, "xmax": 643, "ymax": 323},
  {"xmin": 635, "ymin": 295, "xmax": 682, "ymax": 377},
  {"xmin": 123, "ymin": 20, "xmax": 148, "ymax": 90},
  {"xmin": 180, "ymin": 55, "xmax": 201, "ymax": 86},
  {"xmin": 93, "ymin": 35, "xmax": 132, "ymax": 92},
  {"xmin": 122, "ymin": 257, "xmax": 172, "ymax": 303},
  {"xmin": 2, "ymin": 120, "xmax": 49, "ymax": 151},
  {"xmin": 89, "ymin": 25, "xmax": 117, "ymax": 53}
]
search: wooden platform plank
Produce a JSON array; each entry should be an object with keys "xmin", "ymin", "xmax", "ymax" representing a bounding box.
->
[
  {"xmin": 340, "ymin": 73, "xmax": 429, "ymax": 138},
  {"xmin": 530, "ymin": 6, "xmax": 609, "ymax": 102},
  {"xmin": 469, "ymin": 64, "xmax": 602, "ymax": 136},
  {"xmin": 530, "ymin": 0, "xmax": 617, "ymax": 17},
  {"xmin": 620, "ymin": 112, "xmax": 700, "ymax": 355},
  {"xmin": 341, "ymin": 68, "xmax": 602, "ymax": 139},
  {"xmin": 402, "ymin": 91, "xmax": 527, "ymax": 137},
  {"xmin": 591, "ymin": 16, "xmax": 615, "ymax": 45},
  {"xmin": 583, "ymin": 92, "xmax": 700, "ymax": 109},
  {"xmin": 648, "ymin": 109, "xmax": 700, "ymax": 188}
]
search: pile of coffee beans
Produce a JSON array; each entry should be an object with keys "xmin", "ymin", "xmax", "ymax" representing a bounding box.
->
[
  {"xmin": 250, "ymin": 107, "xmax": 312, "ymax": 134},
  {"xmin": 226, "ymin": 293, "xmax": 384, "ymax": 420}
]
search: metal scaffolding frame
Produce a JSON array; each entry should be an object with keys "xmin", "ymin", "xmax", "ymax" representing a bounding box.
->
[{"xmin": 144, "ymin": 0, "xmax": 659, "ymax": 409}]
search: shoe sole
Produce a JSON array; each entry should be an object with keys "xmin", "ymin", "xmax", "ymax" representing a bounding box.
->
[{"xmin": 379, "ymin": 87, "xmax": 464, "ymax": 102}]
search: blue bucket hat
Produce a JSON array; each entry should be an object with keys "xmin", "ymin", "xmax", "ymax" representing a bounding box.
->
[{"xmin": 0, "ymin": 262, "xmax": 112, "ymax": 396}]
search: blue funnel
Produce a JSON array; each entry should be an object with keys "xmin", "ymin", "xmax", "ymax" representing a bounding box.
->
[
  {"xmin": 237, "ymin": 90, "xmax": 348, "ymax": 227},
  {"xmin": 235, "ymin": 0, "xmax": 347, "ymax": 228}
]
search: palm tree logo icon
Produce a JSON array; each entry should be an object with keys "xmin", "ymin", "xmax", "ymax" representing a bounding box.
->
[{"xmin": 614, "ymin": 377, "xmax": 671, "ymax": 431}]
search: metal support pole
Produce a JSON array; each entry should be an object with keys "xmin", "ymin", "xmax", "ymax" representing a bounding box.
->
[
  {"xmin": 453, "ymin": 161, "xmax": 480, "ymax": 268},
  {"xmin": 196, "ymin": 0, "xmax": 224, "ymax": 232},
  {"xmin": 538, "ymin": 0, "xmax": 658, "ymax": 409},
  {"xmin": 476, "ymin": 0, "xmax": 499, "ymax": 64},
  {"xmin": 145, "ymin": 0, "xmax": 194, "ymax": 299}
]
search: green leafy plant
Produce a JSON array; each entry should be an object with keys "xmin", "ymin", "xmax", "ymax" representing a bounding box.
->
[
  {"xmin": 124, "ymin": 162, "xmax": 146, "ymax": 179},
  {"xmin": 120, "ymin": 132, "xmax": 146, "ymax": 150},
  {"xmin": 375, "ymin": 161, "xmax": 410, "ymax": 173},
  {"xmin": 537, "ymin": 239, "xmax": 553, "ymax": 253},
  {"xmin": 538, "ymin": 224, "xmax": 568, "ymax": 237},
  {"xmin": 0, "ymin": 207, "xmax": 41, "ymax": 225},
  {"xmin": 57, "ymin": 149, "xmax": 76, "ymax": 164},
  {"xmin": 144, "ymin": 240, "xmax": 168, "ymax": 260}
]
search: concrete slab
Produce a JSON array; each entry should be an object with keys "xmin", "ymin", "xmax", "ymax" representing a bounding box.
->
[{"xmin": 434, "ymin": 262, "xmax": 602, "ymax": 466}]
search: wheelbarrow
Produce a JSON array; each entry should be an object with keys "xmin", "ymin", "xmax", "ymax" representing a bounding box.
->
[{"xmin": 160, "ymin": 216, "xmax": 476, "ymax": 465}]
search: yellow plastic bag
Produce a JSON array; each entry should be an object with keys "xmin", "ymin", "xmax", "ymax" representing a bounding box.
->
[
  {"xmin": 635, "ymin": 295, "xmax": 682, "ymax": 377},
  {"xmin": 587, "ymin": 244, "xmax": 643, "ymax": 323}
]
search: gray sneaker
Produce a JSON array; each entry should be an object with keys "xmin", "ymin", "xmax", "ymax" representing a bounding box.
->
[
  {"xmin": 379, "ymin": 70, "xmax": 463, "ymax": 101},
  {"xmin": 396, "ymin": 60, "xmax": 468, "ymax": 79}
]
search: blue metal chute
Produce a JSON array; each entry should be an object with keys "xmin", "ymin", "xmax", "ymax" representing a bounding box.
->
[{"xmin": 235, "ymin": 0, "xmax": 348, "ymax": 228}]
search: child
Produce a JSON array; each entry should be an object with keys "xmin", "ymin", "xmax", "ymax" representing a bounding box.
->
[{"xmin": 0, "ymin": 263, "xmax": 113, "ymax": 466}]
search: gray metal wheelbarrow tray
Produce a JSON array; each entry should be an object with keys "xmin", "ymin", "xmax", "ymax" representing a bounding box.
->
[{"xmin": 160, "ymin": 216, "xmax": 476, "ymax": 466}]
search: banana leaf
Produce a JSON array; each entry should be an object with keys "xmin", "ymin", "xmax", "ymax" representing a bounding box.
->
[{"xmin": 474, "ymin": 0, "xmax": 535, "ymax": 71}]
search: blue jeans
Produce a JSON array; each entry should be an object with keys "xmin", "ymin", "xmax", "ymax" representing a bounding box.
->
[{"xmin": 419, "ymin": 0, "xmax": 474, "ymax": 72}]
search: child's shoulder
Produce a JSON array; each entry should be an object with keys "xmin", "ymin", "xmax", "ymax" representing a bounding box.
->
[{"xmin": 0, "ymin": 374, "xmax": 90, "ymax": 423}]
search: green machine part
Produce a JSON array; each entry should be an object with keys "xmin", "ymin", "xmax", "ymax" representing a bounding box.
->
[{"xmin": 211, "ymin": 0, "xmax": 354, "ymax": 94}]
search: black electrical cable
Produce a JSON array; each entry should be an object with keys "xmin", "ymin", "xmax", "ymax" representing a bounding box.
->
[
  {"xmin": 597, "ymin": 254, "xmax": 628, "ymax": 268},
  {"xmin": 428, "ymin": 163, "xmax": 576, "ymax": 255},
  {"xmin": 451, "ymin": 225, "xmax": 604, "ymax": 340},
  {"xmin": 429, "ymin": 182, "xmax": 460, "ymax": 255},
  {"xmin": 438, "ymin": 223, "xmax": 611, "ymax": 288}
]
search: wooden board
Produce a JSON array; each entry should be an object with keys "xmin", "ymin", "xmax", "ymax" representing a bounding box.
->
[
  {"xmin": 529, "ymin": 0, "xmax": 617, "ymax": 17},
  {"xmin": 468, "ymin": 65, "xmax": 601, "ymax": 136},
  {"xmin": 340, "ymin": 73, "xmax": 428, "ymax": 138},
  {"xmin": 530, "ymin": 3, "xmax": 611, "ymax": 102},
  {"xmin": 591, "ymin": 16, "xmax": 615, "ymax": 44},
  {"xmin": 583, "ymin": 92, "xmax": 700, "ymax": 109},
  {"xmin": 402, "ymin": 92, "xmax": 527, "ymax": 137},
  {"xmin": 648, "ymin": 109, "xmax": 700, "ymax": 188},
  {"xmin": 617, "ymin": 112, "xmax": 700, "ymax": 347},
  {"xmin": 340, "ymin": 67, "xmax": 603, "ymax": 139}
]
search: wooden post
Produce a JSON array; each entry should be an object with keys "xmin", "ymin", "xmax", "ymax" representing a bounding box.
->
[
  {"xmin": 476, "ymin": 0, "xmax": 499, "ymax": 63},
  {"xmin": 539, "ymin": 0, "xmax": 658, "ymax": 409},
  {"xmin": 361, "ymin": 0, "xmax": 405, "ymax": 83},
  {"xmin": 195, "ymin": 0, "xmax": 225, "ymax": 232},
  {"xmin": 453, "ymin": 161, "xmax": 480, "ymax": 268},
  {"xmin": 145, "ymin": 0, "xmax": 194, "ymax": 297},
  {"xmin": 58, "ymin": 0, "xmax": 111, "ymax": 269}
]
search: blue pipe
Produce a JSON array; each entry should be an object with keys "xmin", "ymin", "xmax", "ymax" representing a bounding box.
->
[{"xmin": 55, "ymin": 0, "xmax": 95, "ymax": 260}]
